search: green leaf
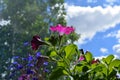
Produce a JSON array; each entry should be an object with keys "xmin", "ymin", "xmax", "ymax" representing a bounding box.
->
[
  {"xmin": 93, "ymin": 66, "xmax": 102, "ymax": 72},
  {"xmin": 85, "ymin": 51, "xmax": 93, "ymax": 63},
  {"xmin": 118, "ymin": 65, "xmax": 120, "ymax": 73},
  {"xmin": 99, "ymin": 64, "xmax": 107, "ymax": 76},
  {"xmin": 75, "ymin": 65, "xmax": 83, "ymax": 73},
  {"xmin": 57, "ymin": 61, "xmax": 66, "ymax": 67},
  {"xmin": 110, "ymin": 59, "xmax": 120, "ymax": 67},
  {"xmin": 82, "ymin": 66, "xmax": 89, "ymax": 72},
  {"xmin": 108, "ymin": 69, "xmax": 117, "ymax": 78},
  {"xmin": 105, "ymin": 55, "xmax": 114, "ymax": 65},
  {"xmin": 109, "ymin": 59, "xmax": 120, "ymax": 71},
  {"xmin": 65, "ymin": 44, "xmax": 77, "ymax": 59},
  {"xmin": 50, "ymin": 51, "xmax": 57, "ymax": 57},
  {"xmin": 48, "ymin": 36, "xmax": 58, "ymax": 46},
  {"xmin": 49, "ymin": 67, "xmax": 66, "ymax": 80},
  {"xmin": 44, "ymin": 37, "xmax": 49, "ymax": 41}
]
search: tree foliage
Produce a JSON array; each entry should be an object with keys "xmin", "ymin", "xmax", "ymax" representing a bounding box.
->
[{"xmin": 0, "ymin": 0, "xmax": 66, "ymax": 79}]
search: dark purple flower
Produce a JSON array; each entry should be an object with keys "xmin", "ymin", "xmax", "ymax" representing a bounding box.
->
[
  {"xmin": 31, "ymin": 35, "xmax": 48, "ymax": 50},
  {"xmin": 9, "ymin": 73, "xmax": 14, "ymax": 78},
  {"xmin": 26, "ymin": 69, "xmax": 34, "ymax": 74},
  {"xmin": 18, "ymin": 74, "xmax": 30, "ymax": 80},
  {"xmin": 32, "ymin": 77, "xmax": 38, "ymax": 80},
  {"xmin": 31, "ymin": 35, "xmax": 41, "ymax": 50},
  {"xmin": 91, "ymin": 59, "xmax": 99, "ymax": 64},
  {"xmin": 37, "ymin": 55, "xmax": 49, "ymax": 68}
]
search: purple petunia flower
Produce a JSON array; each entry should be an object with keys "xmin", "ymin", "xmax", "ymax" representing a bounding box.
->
[
  {"xmin": 36, "ymin": 52, "xmax": 41, "ymax": 58},
  {"xmin": 28, "ymin": 55, "xmax": 33, "ymax": 61},
  {"xmin": 27, "ymin": 63, "xmax": 34, "ymax": 67},
  {"xmin": 17, "ymin": 64, "xmax": 23, "ymax": 70},
  {"xmin": 44, "ymin": 68, "xmax": 49, "ymax": 73},
  {"xmin": 26, "ymin": 69, "xmax": 34, "ymax": 74},
  {"xmin": 12, "ymin": 62, "xmax": 18, "ymax": 65},
  {"xmin": 12, "ymin": 56, "xmax": 19, "ymax": 59},
  {"xmin": 43, "ymin": 62, "xmax": 48, "ymax": 66},
  {"xmin": 23, "ymin": 42, "xmax": 29, "ymax": 46}
]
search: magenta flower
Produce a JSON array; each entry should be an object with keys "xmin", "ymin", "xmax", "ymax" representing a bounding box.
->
[
  {"xmin": 50, "ymin": 24, "xmax": 74, "ymax": 35},
  {"xmin": 78, "ymin": 55, "xmax": 85, "ymax": 61},
  {"xmin": 65, "ymin": 26, "xmax": 75, "ymax": 35}
]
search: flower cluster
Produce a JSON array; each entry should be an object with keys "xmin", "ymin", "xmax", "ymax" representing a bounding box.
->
[
  {"xmin": 9, "ymin": 52, "xmax": 49, "ymax": 80},
  {"xmin": 50, "ymin": 24, "xmax": 74, "ymax": 35}
]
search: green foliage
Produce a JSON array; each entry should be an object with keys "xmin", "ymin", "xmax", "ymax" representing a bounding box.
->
[
  {"xmin": 102, "ymin": 55, "xmax": 114, "ymax": 65},
  {"xmin": 43, "ymin": 28, "xmax": 120, "ymax": 80},
  {"xmin": 49, "ymin": 67, "xmax": 66, "ymax": 80}
]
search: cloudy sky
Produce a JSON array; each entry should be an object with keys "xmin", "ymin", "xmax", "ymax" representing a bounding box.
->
[{"xmin": 65, "ymin": 0, "xmax": 120, "ymax": 58}]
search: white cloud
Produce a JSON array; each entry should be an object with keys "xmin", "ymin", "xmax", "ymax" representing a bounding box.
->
[
  {"xmin": 87, "ymin": 0, "xmax": 97, "ymax": 3},
  {"xmin": 100, "ymin": 48, "xmax": 108, "ymax": 54},
  {"xmin": 112, "ymin": 44, "xmax": 120, "ymax": 58},
  {"xmin": 105, "ymin": 30, "xmax": 120, "ymax": 43},
  {"xmin": 105, "ymin": 30, "xmax": 120, "ymax": 58},
  {"xmin": 95, "ymin": 54, "xmax": 119, "ymax": 60},
  {"xmin": 106, "ymin": 0, "xmax": 117, "ymax": 3},
  {"xmin": 113, "ymin": 44, "xmax": 120, "ymax": 54},
  {"xmin": 95, "ymin": 55, "xmax": 107, "ymax": 60},
  {"xmin": 105, "ymin": 31, "xmax": 117, "ymax": 37},
  {"xmin": 65, "ymin": 4, "xmax": 120, "ymax": 45},
  {"xmin": 104, "ymin": 0, "xmax": 119, "ymax": 6}
]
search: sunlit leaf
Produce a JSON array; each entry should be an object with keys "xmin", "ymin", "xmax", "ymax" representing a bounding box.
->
[
  {"xmin": 85, "ymin": 51, "xmax": 93, "ymax": 63},
  {"xmin": 109, "ymin": 59, "xmax": 120, "ymax": 72},
  {"xmin": 105, "ymin": 55, "xmax": 114, "ymax": 65},
  {"xmin": 57, "ymin": 61, "xmax": 66, "ymax": 67},
  {"xmin": 65, "ymin": 44, "xmax": 77, "ymax": 59},
  {"xmin": 50, "ymin": 51, "xmax": 57, "ymax": 57}
]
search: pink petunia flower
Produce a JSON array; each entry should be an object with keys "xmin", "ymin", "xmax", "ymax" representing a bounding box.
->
[
  {"xmin": 65, "ymin": 26, "xmax": 75, "ymax": 35},
  {"xmin": 78, "ymin": 55, "xmax": 85, "ymax": 61},
  {"xmin": 50, "ymin": 24, "xmax": 74, "ymax": 35}
]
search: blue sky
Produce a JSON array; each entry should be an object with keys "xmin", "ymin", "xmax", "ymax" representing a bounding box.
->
[{"xmin": 65, "ymin": 0, "xmax": 120, "ymax": 58}]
